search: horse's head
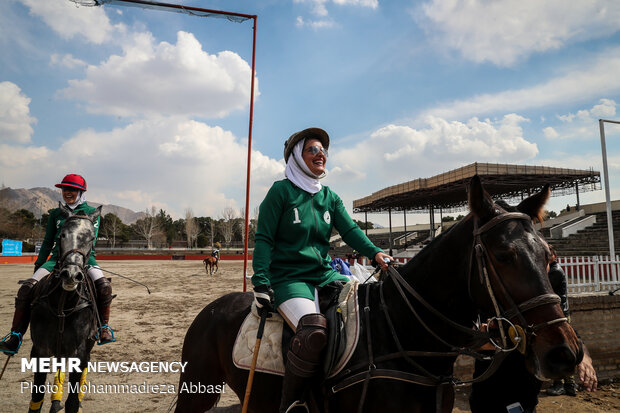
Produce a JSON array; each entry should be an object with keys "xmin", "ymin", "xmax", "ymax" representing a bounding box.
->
[
  {"xmin": 467, "ymin": 175, "xmax": 583, "ymax": 380},
  {"xmin": 57, "ymin": 203, "xmax": 101, "ymax": 291}
]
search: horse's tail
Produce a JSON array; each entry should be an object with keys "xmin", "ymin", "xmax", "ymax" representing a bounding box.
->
[{"xmin": 175, "ymin": 292, "xmax": 252, "ymax": 413}]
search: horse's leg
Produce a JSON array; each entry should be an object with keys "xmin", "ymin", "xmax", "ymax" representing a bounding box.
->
[
  {"xmin": 28, "ymin": 347, "xmax": 47, "ymax": 413},
  {"xmin": 29, "ymin": 371, "xmax": 47, "ymax": 413},
  {"xmin": 49, "ymin": 370, "xmax": 65, "ymax": 413},
  {"xmin": 63, "ymin": 369, "xmax": 83, "ymax": 413}
]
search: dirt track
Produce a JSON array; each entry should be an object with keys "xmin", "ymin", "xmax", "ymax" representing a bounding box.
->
[{"xmin": 0, "ymin": 261, "xmax": 618, "ymax": 412}]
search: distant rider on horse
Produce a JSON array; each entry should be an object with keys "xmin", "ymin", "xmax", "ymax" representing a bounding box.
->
[
  {"xmin": 252, "ymin": 128, "xmax": 392, "ymax": 412},
  {"xmin": 0, "ymin": 174, "xmax": 115, "ymax": 355},
  {"xmin": 211, "ymin": 248, "xmax": 220, "ymax": 264}
]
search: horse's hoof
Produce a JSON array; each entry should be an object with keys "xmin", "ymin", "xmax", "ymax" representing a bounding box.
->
[{"xmin": 49, "ymin": 400, "xmax": 63, "ymax": 413}]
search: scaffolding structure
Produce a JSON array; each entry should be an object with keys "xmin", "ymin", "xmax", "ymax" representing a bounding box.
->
[{"xmin": 353, "ymin": 162, "xmax": 601, "ymax": 214}]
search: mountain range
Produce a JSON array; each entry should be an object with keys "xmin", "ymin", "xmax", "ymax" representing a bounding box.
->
[{"xmin": 0, "ymin": 186, "xmax": 145, "ymax": 224}]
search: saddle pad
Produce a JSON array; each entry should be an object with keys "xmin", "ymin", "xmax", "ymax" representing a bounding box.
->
[
  {"xmin": 328, "ymin": 280, "xmax": 360, "ymax": 378},
  {"xmin": 233, "ymin": 304, "xmax": 286, "ymax": 376},
  {"xmin": 232, "ymin": 281, "xmax": 361, "ymax": 378}
]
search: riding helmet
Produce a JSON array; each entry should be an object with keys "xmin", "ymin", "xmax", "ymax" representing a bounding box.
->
[
  {"xmin": 55, "ymin": 174, "xmax": 87, "ymax": 191},
  {"xmin": 283, "ymin": 127, "xmax": 330, "ymax": 163}
]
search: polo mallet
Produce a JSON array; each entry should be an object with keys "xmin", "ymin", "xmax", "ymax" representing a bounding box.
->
[
  {"xmin": 241, "ymin": 311, "xmax": 270, "ymax": 413},
  {"xmin": 0, "ymin": 355, "xmax": 12, "ymax": 381}
]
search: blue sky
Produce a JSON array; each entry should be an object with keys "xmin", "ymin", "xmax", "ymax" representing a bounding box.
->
[{"xmin": 2, "ymin": 0, "xmax": 620, "ymax": 226}]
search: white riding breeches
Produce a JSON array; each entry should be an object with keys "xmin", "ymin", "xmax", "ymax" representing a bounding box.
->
[
  {"xmin": 278, "ymin": 289, "xmax": 320, "ymax": 331},
  {"xmin": 32, "ymin": 265, "xmax": 104, "ymax": 282}
]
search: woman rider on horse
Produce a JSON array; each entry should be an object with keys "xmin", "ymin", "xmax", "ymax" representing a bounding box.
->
[
  {"xmin": 0, "ymin": 174, "xmax": 115, "ymax": 355},
  {"xmin": 251, "ymin": 128, "xmax": 392, "ymax": 412}
]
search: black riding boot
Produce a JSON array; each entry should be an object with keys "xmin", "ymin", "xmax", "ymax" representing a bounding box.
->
[
  {"xmin": 279, "ymin": 313, "xmax": 327, "ymax": 413},
  {"xmin": 94, "ymin": 277, "xmax": 115, "ymax": 345},
  {"xmin": 0, "ymin": 279, "xmax": 37, "ymax": 354}
]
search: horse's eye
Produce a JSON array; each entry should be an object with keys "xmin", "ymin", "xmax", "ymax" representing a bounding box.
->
[{"xmin": 494, "ymin": 251, "xmax": 515, "ymax": 264}]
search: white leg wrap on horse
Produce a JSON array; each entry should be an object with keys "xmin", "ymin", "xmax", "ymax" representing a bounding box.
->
[
  {"xmin": 32, "ymin": 268, "xmax": 50, "ymax": 281},
  {"xmin": 87, "ymin": 266, "xmax": 104, "ymax": 281},
  {"xmin": 278, "ymin": 290, "xmax": 320, "ymax": 331}
]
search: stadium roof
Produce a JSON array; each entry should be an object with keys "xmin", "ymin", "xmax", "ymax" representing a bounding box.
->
[{"xmin": 352, "ymin": 162, "xmax": 601, "ymax": 213}]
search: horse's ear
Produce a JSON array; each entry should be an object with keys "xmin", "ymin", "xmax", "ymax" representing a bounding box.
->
[
  {"xmin": 91, "ymin": 205, "xmax": 102, "ymax": 220},
  {"xmin": 59, "ymin": 202, "xmax": 73, "ymax": 218},
  {"xmin": 468, "ymin": 175, "xmax": 495, "ymax": 221},
  {"xmin": 517, "ymin": 184, "xmax": 550, "ymax": 223}
]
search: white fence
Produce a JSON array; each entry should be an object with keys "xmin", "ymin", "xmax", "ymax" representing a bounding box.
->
[
  {"xmin": 558, "ymin": 256, "xmax": 620, "ymax": 294},
  {"xmin": 362, "ymin": 255, "xmax": 620, "ymax": 295}
]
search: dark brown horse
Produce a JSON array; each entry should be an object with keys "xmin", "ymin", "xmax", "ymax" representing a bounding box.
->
[
  {"xmin": 203, "ymin": 256, "xmax": 218, "ymax": 275},
  {"xmin": 176, "ymin": 176, "xmax": 583, "ymax": 412}
]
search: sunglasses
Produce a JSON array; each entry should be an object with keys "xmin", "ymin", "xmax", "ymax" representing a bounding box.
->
[{"xmin": 304, "ymin": 145, "xmax": 328, "ymax": 157}]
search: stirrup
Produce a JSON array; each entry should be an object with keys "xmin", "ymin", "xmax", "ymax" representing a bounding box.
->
[
  {"xmin": 96, "ymin": 325, "xmax": 116, "ymax": 345},
  {"xmin": 0, "ymin": 331, "xmax": 23, "ymax": 355},
  {"xmin": 284, "ymin": 400, "xmax": 309, "ymax": 413}
]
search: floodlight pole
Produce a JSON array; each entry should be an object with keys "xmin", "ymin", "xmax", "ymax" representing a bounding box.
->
[
  {"xmin": 599, "ymin": 119, "xmax": 620, "ymax": 261},
  {"xmin": 98, "ymin": 1, "xmax": 258, "ymax": 291},
  {"xmin": 242, "ymin": 16, "xmax": 257, "ymax": 292}
]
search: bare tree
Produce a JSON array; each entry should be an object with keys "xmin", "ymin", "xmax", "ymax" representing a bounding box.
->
[
  {"xmin": 132, "ymin": 206, "xmax": 160, "ymax": 249},
  {"xmin": 210, "ymin": 220, "xmax": 215, "ymax": 248},
  {"xmin": 101, "ymin": 213, "xmax": 123, "ymax": 248},
  {"xmin": 240, "ymin": 206, "xmax": 260, "ymax": 247},
  {"xmin": 220, "ymin": 206, "xmax": 237, "ymax": 247},
  {"xmin": 184, "ymin": 208, "xmax": 199, "ymax": 248}
]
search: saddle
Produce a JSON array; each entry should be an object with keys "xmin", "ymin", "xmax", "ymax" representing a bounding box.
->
[{"xmin": 233, "ymin": 281, "xmax": 361, "ymax": 378}]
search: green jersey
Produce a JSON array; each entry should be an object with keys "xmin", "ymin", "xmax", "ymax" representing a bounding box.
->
[
  {"xmin": 35, "ymin": 202, "xmax": 100, "ymax": 271},
  {"xmin": 252, "ymin": 179, "xmax": 381, "ymax": 307}
]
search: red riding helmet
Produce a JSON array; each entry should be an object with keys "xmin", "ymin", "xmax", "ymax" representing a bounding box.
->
[{"xmin": 55, "ymin": 174, "xmax": 87, "ymax": 191}]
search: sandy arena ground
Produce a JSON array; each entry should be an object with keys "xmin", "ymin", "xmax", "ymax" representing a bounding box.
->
[{"xmin": 0, "ymin": 260, "xmax": 618, "ymax": 412}]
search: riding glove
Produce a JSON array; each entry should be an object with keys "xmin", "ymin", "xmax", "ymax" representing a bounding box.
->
[{"xmin": 253, "ymin": 284, "xmax": 275, "ymax": 315}]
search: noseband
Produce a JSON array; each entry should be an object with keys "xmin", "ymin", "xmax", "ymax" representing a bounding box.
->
[{"xmin": 471, "ymin": 212, "xmax": 568, "ymax": 350}]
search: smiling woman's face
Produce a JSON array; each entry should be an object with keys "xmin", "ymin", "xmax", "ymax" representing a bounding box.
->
[
  {"xmin": 62, "ymin": 187, "xmax": 79, "ymax": 204},
  {"xmin": 302, "ymin": 138, "xmax": 327, "ymax": 176}
]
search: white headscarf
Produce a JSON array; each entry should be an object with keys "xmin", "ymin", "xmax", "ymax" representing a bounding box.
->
[
  {"xmin": 284, "ymin": 139, "xmax": 327, "ymax": 194},
  {"xmin": 65, "ymin": 191, "xmax": 86, "ymax": 210}
]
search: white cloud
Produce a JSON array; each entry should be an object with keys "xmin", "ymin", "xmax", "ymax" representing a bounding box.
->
[
  {"xmin": 59, "ymin": 31, "xmax": 257, "ymax": 119},
  {"xmin": 419, "ymin": 0, "xmax": 620, "ymax": 66},
  {"xmin": 422, "ymin": 48, "xmax": 620, "ymax": 121},
  {"xmin": 296, "ymin": 16, "xmax": 336, "ymax": 29},
  {"xmin": 295, "ymin": 0, "xmax": 378, "ymax": 19},
  {"xmin": 20, "ymin": 0, "xmax": 123, "ymax": 44},
  {"xmin": 50, "ymin": 53, "xmax": 87, "ymax": 69},
  {"xmin": 329, "ymin": 114, "xmax": 538, "ymax": 207},
  {"xmin": 591, "ymin": 98, "xmax": 617, "ymax": 118},
  {"xmin": 1, "ymin": 118, "xmax": 283, "ymax": 218},
  {"xmin": 551, "ymin": 99, "xmax": 620, "ymax": 140},
  {"xmin": 0, "ymin": 81, "xmax": 37, "ymax": 144},
  {"xmin": 334, "ymin": 0, "xmax": 378, "ymax": 8},
  {"xmin": 543, "ymin": 126, "xmax": 559, "ymax": 139}
]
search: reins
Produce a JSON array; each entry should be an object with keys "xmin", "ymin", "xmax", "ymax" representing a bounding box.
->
[{"xmin": 328, "ymin": 211, "xmax": 568, "ymax": 412}]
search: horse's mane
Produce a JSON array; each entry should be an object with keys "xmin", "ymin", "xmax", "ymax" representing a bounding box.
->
[{"xmin": 397, "ymin": 213, "xmax": 474, "ymax": 283}]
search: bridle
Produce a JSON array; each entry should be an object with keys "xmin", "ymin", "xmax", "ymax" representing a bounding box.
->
[
  {"xmin": 56, "ymin": 215, "xmax": 95, "ymax": 277},
  {"xmin": 470, "ymin": 212, "xmax": 567, "ymax": 350},
  {"xmin": 328, "ymin": 211, "xmax": 568, "ymax": 412}
]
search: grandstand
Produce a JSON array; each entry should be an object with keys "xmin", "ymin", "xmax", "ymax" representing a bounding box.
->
[{"xmin": 350, "ymin": 162, "xmax": 601, "ymax": 258}]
